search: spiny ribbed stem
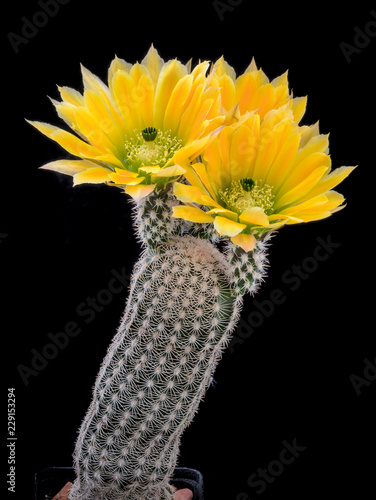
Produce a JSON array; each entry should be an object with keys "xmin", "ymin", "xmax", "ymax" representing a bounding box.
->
[
  {"xmin": 69, "ymin": 192, "xmax": 269, "ymax": 500},
  {"xmin": 69, "ymin": 236, "xmax": 241, "ymax": 500}
]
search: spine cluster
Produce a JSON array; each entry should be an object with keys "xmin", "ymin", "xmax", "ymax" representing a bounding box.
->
[{"xmin": 69, "ymin": 190, "xmax": 268, "ymax": 500}]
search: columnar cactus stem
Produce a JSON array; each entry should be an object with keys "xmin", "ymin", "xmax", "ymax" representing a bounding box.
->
[{"xmin": 68, "ymin": 190, "xmax": 268, "ymax": 500}]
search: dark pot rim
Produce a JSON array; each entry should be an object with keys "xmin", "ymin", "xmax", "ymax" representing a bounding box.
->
[{"xmin": 34, "ymin": 466, "xmax": 204, "ymax": 500}]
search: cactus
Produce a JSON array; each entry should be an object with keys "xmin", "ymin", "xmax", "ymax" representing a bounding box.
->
[
  {"xmin": 68, "ymin": 188, "xmax": 267, "ymax": 500},
  {"xmin": 28, "ymin": 45, "xmax": 353, "ymax": 500}
]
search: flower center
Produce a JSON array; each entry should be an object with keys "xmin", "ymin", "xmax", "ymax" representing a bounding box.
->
[
  {"xmin": 219, "ymin": 178, "xmax": 275, "ymax": 214},
  {"xmin": 124, "ymin": 128, "xmax": 183, "ymax": 173}
]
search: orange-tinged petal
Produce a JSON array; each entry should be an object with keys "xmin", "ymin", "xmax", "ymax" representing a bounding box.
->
[
  {"xmin": 213, "ymin": 216, "xmax": 246, "ymax": 237},
  {"xmin": 264, "ymin": 131, "xmax": 301, "ymax": 188},
  {"xmin": 276, "ymin": 165, "xmax": 330, "ymax": 209},
  {"xmin": 218, "ymin": 73, "xmax": 237, "ymax": 110},
  {"xmin": 278, "ymin": 151, "xmax": 331, "ymax": 197},
  {"xmin": 248, "ymin": 83, "xmax": 276, "ymax": 119},
  {"xmin": 236, "ymin": 72, "xmax": 258, "ymax": 114},
  {"xmin": 172, "ymin": 205, "xmax": 215, "ymax": 223},
  {"xmin": 154, "ymin": 59, "xmax": 187, "ymax": 129},
  {"xmin": 177, "ymin": 82, "xmax": 205, "ymax": 142},
  {"xmin": 163, "ymin": 74, "xmax": 193, "ymax": 135}
]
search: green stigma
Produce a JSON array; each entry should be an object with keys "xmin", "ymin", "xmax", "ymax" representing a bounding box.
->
[
  {"xmin": 141, "ymin": 127, "xmax": 158, "ymax": 142},
  {"xmin": 123, "ymin": 129, "xmax": 183, "ymax": 174},
  {"xmin": 240, "ymin": 178, "xmax": 255, "ymax": 192},
  {"xmin": 219, "ymin": 178, "xmax": 275, "ymax": 215}
]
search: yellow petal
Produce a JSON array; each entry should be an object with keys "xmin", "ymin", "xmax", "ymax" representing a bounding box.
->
[
  {"xmin": 280, "ymin": 194, "xmax": 328, "ymax": 216},
  {"xmin": 108, "ymin": 55, "xmax": 132, "ymax": 87},
  {"xmin": 177, "ymin": 82, "xmax": 205, "ymax": 142},
  {"xmin": 172, "ymin": 205, "xmax": 215, "ymax": 223},
  {"xmin": 111, "ymin": 70, "xmax": 142, "ymax": 136},
  {"xmin": 40, "ymin": 159, "xmax": 100, "ymax": 176},
  {"xmin": 276, "ymin": 165, "xmax": 329, "ymax": 209},
  {"xmin": 191, "ymin": 162, "xmax": 216, "ymax": 199},
  {"xmin": 207, "ymin": 208, "xmax": 239, "ymax": 221},
  {"xmin": 137, "ymin": 73, "xmax": 155, "ymax": 127},
  {"xmin": 141, "ymin": 44, "xmax": 164, "ymax": 87},
  {"xmin": 301, "ymin": 166, "xmax": 356, "ymax": 201},
  {"xmin": 213, "ymin": 216, "xmax": 246, "ymax": 237},
  {"xmin": 200, "ymin": 195, "xmax": 223, "ymax": 209},
  {"xmin": 172, "ymin": 135, "xmax": 213, "ymax": 166},
  {"xmin": 139, "ymin": 166, "xmax": 161, "ymax": 174},
  {"xmin": 292, "ymin": 96, "xmax": 307, "ymax": 123},
  {"xmin": 173, "ymin": 182, "xmax": 207, "ymax": 204},
  {"xmin": 73, "ymin": 166, "xmax": 112, "ymax": 185},
  {"xmin": 156, "ymin": 164, "xmax": 186, "ymax": 177},
  {"xmin": 94, "ymin": 154, "xmax": 125, "ymax": 169},
  {"xmin": 239, "ymin": 207, "xmax": 269, "ymax": 226},
  {"xmin": 124, "ymin": 183, "xmax": 156, "ymax": 201},
  {"xmin": 109, "ymin": 172, "xmax": 144, "ymax": 185},
  {"xmin": 231, "ymin": 233, "xmax": 257, "ymax": 252},
  {"xmin": 58, "ymin": 86, "xmax": 84, "ymax": 106},
  {"xmin": 230, "ymin": 123, "xmax": 258, "ymax": 182},
  {"xmin": 27, "ymin": 120, "xmax": 101, "ymax": 159},
  {"xmin": 154, "ymin": 59, "xmax": 187, "ymax": 129}
]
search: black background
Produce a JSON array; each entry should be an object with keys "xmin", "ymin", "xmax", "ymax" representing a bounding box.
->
[{"xmin": 3, "ymin": 1, "xmax": 375, "ymax": 499}]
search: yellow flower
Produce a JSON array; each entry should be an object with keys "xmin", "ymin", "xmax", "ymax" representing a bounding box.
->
[
  {"xmin": 28, "ymin": 45, "xmax": 227, "ymax": 201},
  {"xmin": 209, "ymin": 56, "xmax": 307, "ymax": 122},
  {"xmin": 172, "ymin": 105, "xmax": 355, "ymax": 251}
]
